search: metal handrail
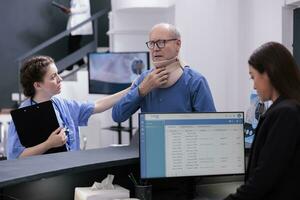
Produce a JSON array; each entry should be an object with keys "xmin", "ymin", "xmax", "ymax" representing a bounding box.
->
[
  {"xmin": 16, "ymin": 8, "xmax": 109, "ymax": 104},
  {"xmin": 16, "ymin": 8, "xmax": 108, "ymax": 62}
]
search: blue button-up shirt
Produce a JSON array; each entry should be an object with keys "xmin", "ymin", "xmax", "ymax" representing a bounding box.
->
[
  {"xmin": 112, "ymin": 66, "xmax": 216, "ymax": 122},
  {"xmin": 7, "ymin": 96, "xmax": 94, "ymax": 159}
]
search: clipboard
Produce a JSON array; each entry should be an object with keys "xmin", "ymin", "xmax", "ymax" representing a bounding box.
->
[
  {"xmin": 10, "ymin": 100, "xmax": 67, "ymax": 154},
  {"xmin": 51, "ymin": 1, "xmax": 68, "ymax": 11}
]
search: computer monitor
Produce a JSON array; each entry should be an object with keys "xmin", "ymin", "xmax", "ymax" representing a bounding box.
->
[
  {"xmin": 139, "ymin": 112, "xmax": 245, "ymax": 179},
  {"xmin": 88, "ymin": 52, "xmax": 150, "ymax": 94}
]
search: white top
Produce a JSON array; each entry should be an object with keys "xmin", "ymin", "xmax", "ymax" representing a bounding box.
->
[{"xmin": 67, "ymin": 0, "xmax": 93, "ymax": 35}]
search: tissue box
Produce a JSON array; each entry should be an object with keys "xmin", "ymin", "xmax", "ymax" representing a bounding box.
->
[{"xmin": 74, "ymin": 185, "xmax": 129, "ymax": 200}]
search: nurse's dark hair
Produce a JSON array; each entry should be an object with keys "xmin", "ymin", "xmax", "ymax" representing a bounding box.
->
[
  {"xmin": 248, "ymin": 41, "xmax": 300, "ymax": 103},
  {"xmin": 20, "ymin": 55, "xmax": 54, "ymax": 97}
]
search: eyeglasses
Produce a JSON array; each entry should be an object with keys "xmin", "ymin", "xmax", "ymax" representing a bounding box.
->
[{"xmin": 145, "ymin": 39, "xmax": 178, "ymax": 49}]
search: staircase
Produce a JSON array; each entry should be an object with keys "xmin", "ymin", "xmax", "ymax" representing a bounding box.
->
[{"xmin": 15, "ymin": 9, "xmax": 109, "ymax": 103}]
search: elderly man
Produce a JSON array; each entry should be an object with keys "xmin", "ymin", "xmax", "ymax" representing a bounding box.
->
[{"xmin": 112, "ymin": 23, "xmax": 216, "ymax": 123}]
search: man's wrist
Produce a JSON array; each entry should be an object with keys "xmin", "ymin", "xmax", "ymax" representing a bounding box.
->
[
  {"xmin": 138, "ymin": 85, "xmax": 145, "ymax": 97},
  {"xmin": 138, "ymin": 84, "xmax": 149, "ymax": 97}
]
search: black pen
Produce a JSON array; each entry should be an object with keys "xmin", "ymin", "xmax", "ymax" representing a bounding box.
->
[{"xmin": 128, "ymin": 173, "xmax": 138, "ymax": 185}]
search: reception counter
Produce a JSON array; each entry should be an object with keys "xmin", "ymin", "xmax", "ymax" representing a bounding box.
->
[
  {"xmin": 0, "ymin": 145, "xmax": 243, "ymax": 200},
  {"xmin": 0, "ymin": 146, "xmax": 140, "ymax": 200}
]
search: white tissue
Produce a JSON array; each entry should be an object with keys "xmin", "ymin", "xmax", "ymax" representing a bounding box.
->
[
  {"xmin": 74, "ymin": 185, "xmax": 129, "ymax": 200},
  {"xmin": 74, "ymin": 175, "xmax": 129, "ymax": 200},
  {"xmin": 91, "ymin": 174, "xmax": 115, "ymax": 190}
]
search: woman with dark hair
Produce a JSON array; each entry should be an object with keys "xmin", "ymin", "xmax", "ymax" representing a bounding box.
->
[
  {"xmin": 225, "ymin": 42, "xmax": 300, "ymax": 199},
  {"xmin": 7, "ymin": 55, "xmax": 130, "ymax": 159}
]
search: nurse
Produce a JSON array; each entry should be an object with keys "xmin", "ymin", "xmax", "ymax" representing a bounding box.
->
[{"xmin": 7, "ymin": 55, "xmax": 129, "ymax": 159}]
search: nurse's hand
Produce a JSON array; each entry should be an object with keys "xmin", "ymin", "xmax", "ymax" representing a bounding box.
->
[{"xmin": 46, "ymin": 127, "xmax": 67, "ymax": 148}]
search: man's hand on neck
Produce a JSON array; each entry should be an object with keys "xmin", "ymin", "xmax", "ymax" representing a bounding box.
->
[
  {"xmin": 156, "ymin": 60, "xmax": 183, "ymax": 88},
  {"xmin": 138, "ymin": 67, "xmax": 169, "ymax": 97}
]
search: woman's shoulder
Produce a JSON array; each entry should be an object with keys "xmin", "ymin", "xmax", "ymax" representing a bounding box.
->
[
  {"xmin": 51, "ymin": 96, "xmax": 66, "ymax": 104},
  {"xmin": 52, "ymin": 96, "xmax": 93, "ymax": 109},
  {"xmin": 51, "ymin": 96, "xmax": 74, "ymax": 108},
  {"xmin": 268, "ymin": 98, "xmax": 300, "ymax": 117}
]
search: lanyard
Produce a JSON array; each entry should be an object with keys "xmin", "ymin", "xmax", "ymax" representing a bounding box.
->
[{"xmin": 51, "ymin": 100, "xmax": 68, "ymax": 127}]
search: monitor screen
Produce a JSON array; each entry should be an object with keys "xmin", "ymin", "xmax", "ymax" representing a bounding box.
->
[
  {"xmin": 88, "ymin": 52, "xmax": 150, "ymax": 94},
  {"xmin": 139, "ymin": 112, "xmax": 245, "ymax": 179}
]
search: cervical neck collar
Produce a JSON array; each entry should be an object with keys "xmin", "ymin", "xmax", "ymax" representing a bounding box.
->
[{"xmin": 157, "ymin": 59, "xmax": 183, "ymax": 88}]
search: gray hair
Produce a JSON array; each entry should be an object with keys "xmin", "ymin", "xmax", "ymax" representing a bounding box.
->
[{"xmin": 150, "ymin": 23, "xmax": 181, "ymax": 39}]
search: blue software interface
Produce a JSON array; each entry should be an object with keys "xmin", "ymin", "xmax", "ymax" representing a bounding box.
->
[{"xmin": 139, "ymin": 112, "xmax": 245, "ymax": 179}]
